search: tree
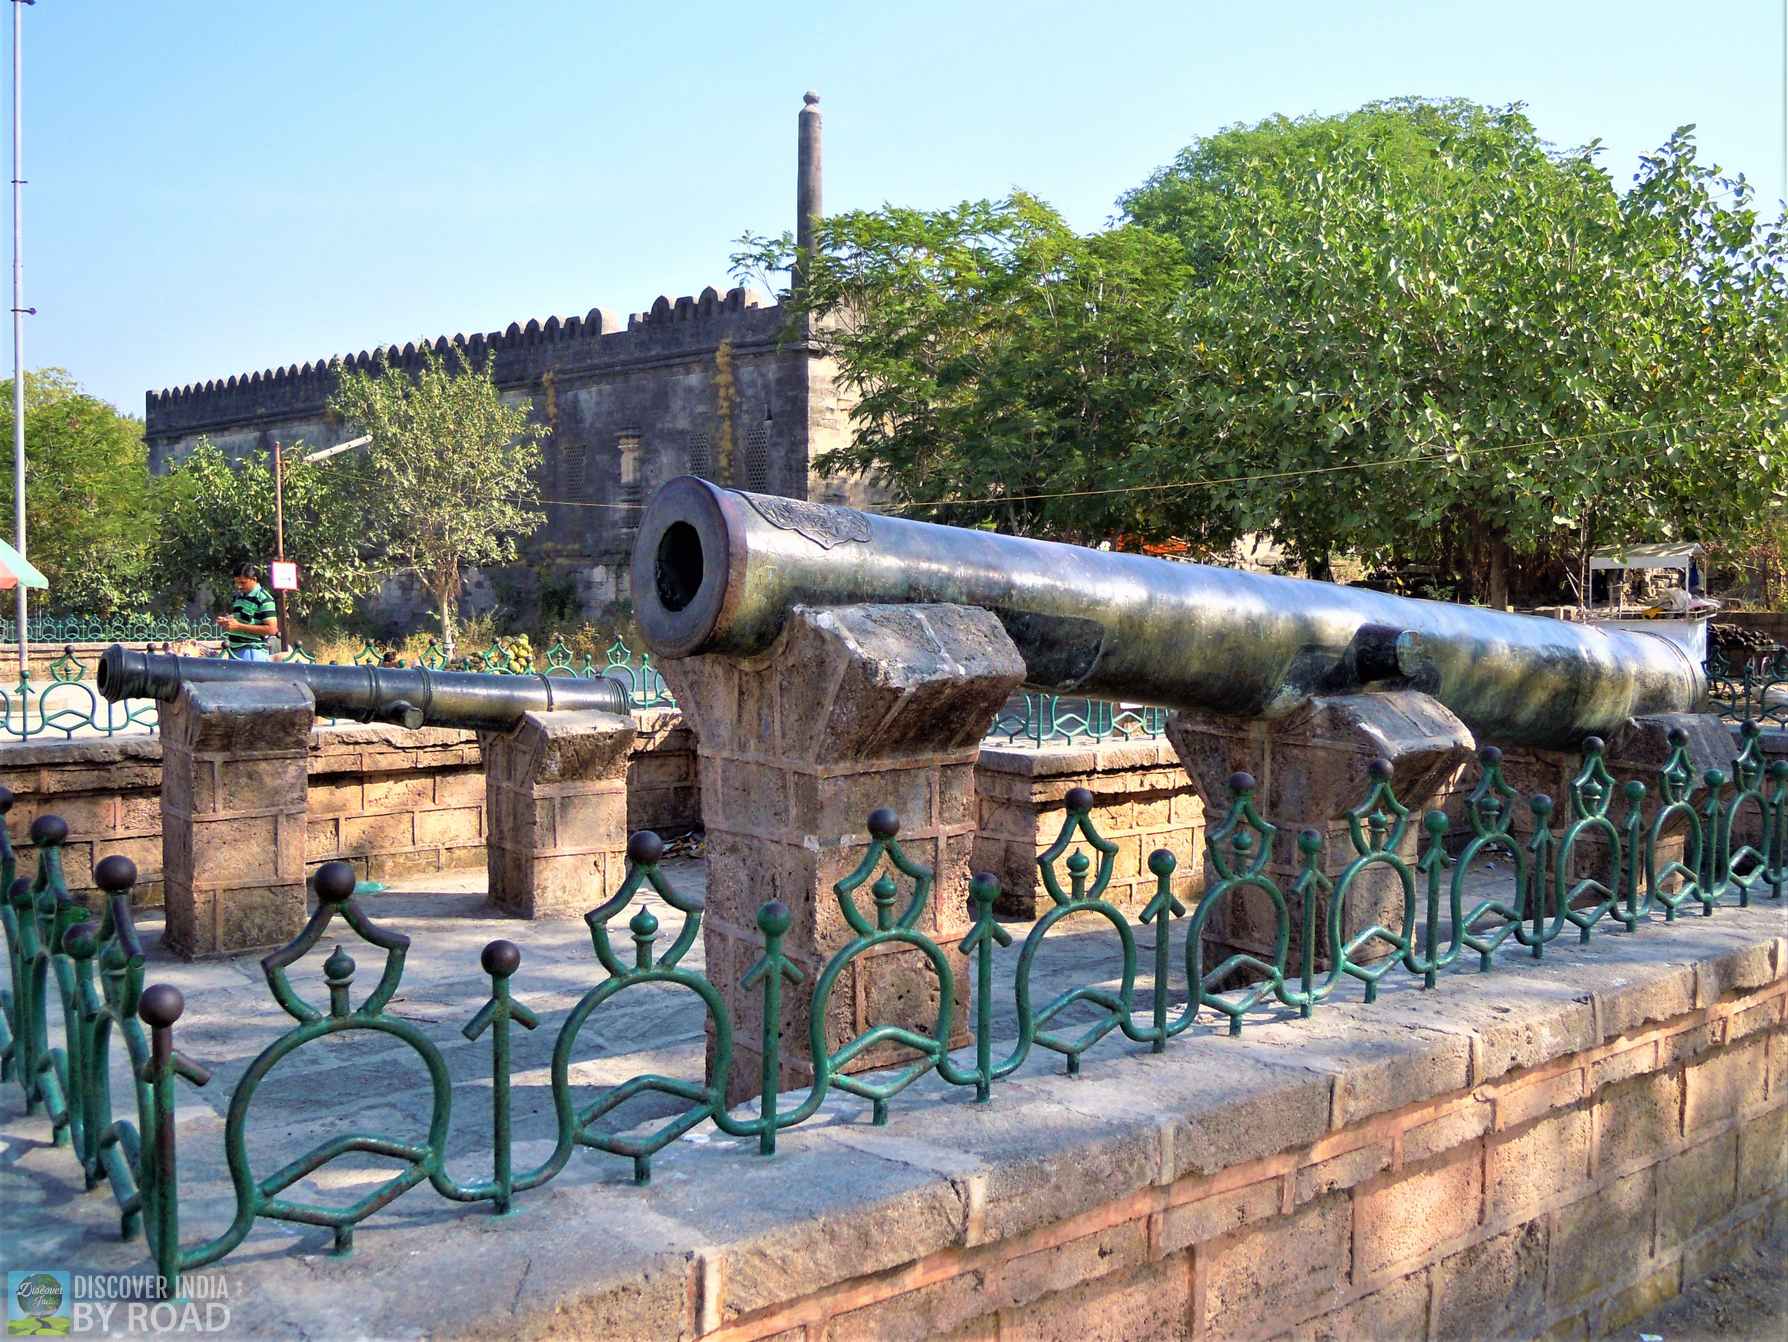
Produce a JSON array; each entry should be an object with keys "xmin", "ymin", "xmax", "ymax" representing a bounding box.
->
[
  {"xmin": 328, "ymin": 345, "xmax": 546, "ymax": 655},
  {"xmin": 151, "ymin": 438, "xmax": 380, "ymax": 621},
  {"xmin": 1126, "ymin": 105, "xmax": 1788, "ymax": 604},
  {"xmin": 735, "ymin": 194, "xmax": 1196, "ymax": 542},
  {"xmin": 748, "ymin": 101, "xmax": 1786, "ymax": 605},
  {"xmin": 0, "ymin": 370, "xmax": 157, "ymax": 612}
]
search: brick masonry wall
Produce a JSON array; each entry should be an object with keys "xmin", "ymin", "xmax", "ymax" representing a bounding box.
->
[
  {"xmin": 0, "ymin": 711, "xmax": 702, "ymax": 904},
  {"xmin": 659, "ymin": 916, "xmax": 1787, "ymax": 1342},
  {"xmin": 973, "ymin": 740, "xmax": 1204, "ymax": 917},
  {"xmin": 304, "ymin": 725, "xmax": 489, "ymax": 884}
]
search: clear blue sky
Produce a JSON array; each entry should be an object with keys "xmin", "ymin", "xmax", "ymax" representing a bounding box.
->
[{"xmin": 22, "ymin": 0, "xmax": 1786, "ymax": 414}]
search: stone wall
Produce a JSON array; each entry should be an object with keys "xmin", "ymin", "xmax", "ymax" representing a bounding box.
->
[
  {"xmin": 4, "ymin": 640, "xmax": 120, "ymax": 686},
  {"xmin": 140, "ymin": 287, "xmax": 860, "ymax": 623},
  {"xmin": 541, "ymin": 904, "xmax": 1779, "ymax": 1342},
  {"xmin": 0, "ymin": 712, "xmax": 702, "ymax": 904},
  {"xmin": 974, "ymin": 739, "xmax": 1204, "ymax": 917},
  {"xmin": 304, "ymin": 725, "xmax": 488, "ymax": 885},
  {"xmin": 0, "ymin": 735, "xmax": 163, "ymax": 899}
]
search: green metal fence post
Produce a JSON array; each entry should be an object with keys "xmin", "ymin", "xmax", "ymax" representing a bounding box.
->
[{"xmin": 462, "ymin": 939, "xmax": 537, "ymax": 1214}]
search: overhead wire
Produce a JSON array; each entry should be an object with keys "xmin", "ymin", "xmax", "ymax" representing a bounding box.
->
[{"xmin": 507, "ymin": 409, "xmax": 1756, "ymax": 515}]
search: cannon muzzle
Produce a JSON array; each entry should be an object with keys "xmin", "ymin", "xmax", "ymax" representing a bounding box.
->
[
  {"xmin": 631, "ymin": 477, "xmax": 1703, "ymax": 750},
  {"xmin": 98, "ymin": 645, "xmax": 631, "ymax": 731}
]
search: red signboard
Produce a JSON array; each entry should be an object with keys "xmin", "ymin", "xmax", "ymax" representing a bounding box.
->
[{"xmin": 269, "ymin": 561, "xmax": 300, "ymax": 591}]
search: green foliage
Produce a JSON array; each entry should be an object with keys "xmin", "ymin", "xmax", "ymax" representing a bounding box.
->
[
  {"xmin": 0, "ymin": 370, "xmax": 157, "ymax": 612},
  {"xmin": 328, "ymin": 345, "xmax": 546, "ymax": 654},
  {"xmin": 1131, "ymin": 105, "xmax": 1787, "ymax": 600},
  {"xmin": 747, "ymin": 100, "xmax": 1787, "ymax": 602},
  {"xmin": 735, "ymin": 194, "xmax": 1196, "ymax": 541},
  {"xmin": 150, "ymin": 439, "xmax": 379, "ymax": 619}
]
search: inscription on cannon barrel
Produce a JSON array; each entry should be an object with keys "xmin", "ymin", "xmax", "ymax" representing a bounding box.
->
[{"xmin": 742, "ymin": 492, "xmax": 872, "ymax": 549}]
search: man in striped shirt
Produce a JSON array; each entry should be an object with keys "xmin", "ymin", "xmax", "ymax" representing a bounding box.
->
[{"xmin": 216, "ymin": 562, "xmax": 278, "ymax": 660}]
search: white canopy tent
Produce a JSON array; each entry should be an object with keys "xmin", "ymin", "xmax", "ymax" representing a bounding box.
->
[{"xmin": 1588, "ymin": 542, "xmax": 1704, "ymax": 573}]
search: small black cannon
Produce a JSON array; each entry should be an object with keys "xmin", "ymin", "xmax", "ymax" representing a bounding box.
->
[
  {"xmin": 97, "ymin": 644, "xmax": 631, "ymax": 731},
  {"xmin": 631, "ymin": 477, "xmax": 1704, "ymax": 750}
]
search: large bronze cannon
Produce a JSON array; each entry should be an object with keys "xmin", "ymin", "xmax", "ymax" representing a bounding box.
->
[
  {"xmin": 97, "ymin": 644, "xmax": 632, "ymax": 730},
  {"xmin": 630, "ymin": 477, "xmax": 1702, "ymax": 749}
]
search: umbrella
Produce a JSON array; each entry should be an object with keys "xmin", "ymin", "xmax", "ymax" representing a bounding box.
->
[{"xmin": 0, "ymin": 537, "xmax": 47, "ymax": 590}]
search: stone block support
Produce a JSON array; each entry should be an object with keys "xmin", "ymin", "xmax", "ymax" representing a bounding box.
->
[
  {"xmin": 1459, "ymin": 712, "xmax": 1738, "ymax": 881},
  {"xmin": 1166, "ymin": 691, "xmax": 1474, "ymax": 969},
  {"xmin": 973, "ymin": 739, "xmax": 1204, "ymax": 918},
  {"xmin": 160, "ymin": 679, "xmax": 314, "ymax": 958},
  {"xmin": 662, "ymin": 603, "xmax": 1025, "ymax": 1103},
  {"xmin": 479, "ymin": 709, "xmax": 634, "ymax": 918}
]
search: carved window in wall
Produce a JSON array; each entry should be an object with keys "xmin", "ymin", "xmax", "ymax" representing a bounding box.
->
[
  {"xmin": 560, "ymin": 443, "xmax": 589, "ymax": 499},
  {"xmin": 617, "ymin": 432, "xmax": 642, "ymax": 520},
  {"xmin": 745, "ymin": 423, "xmax": 770, "ymax": 492},
  {"xmin": 689, "ymin": 431, "xmax": 712, "ymax": 479}
]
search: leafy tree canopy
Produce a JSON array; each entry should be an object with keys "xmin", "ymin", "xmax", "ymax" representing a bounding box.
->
[
  {"xmin": 151, "ymin": 438, "xmax": 380, "ymax": 620},
  {"xmin": 329, "ymin": 345, "xmax": 546, "ymax": 653},
  {"xmin": 0, "ymin": 370, "xmax": 157, "ymax": 612},
  {"xmin": 737, "ymin": 193, "xmax": 1195, "ymax": 541},
  {"xmin": 743, "ymin": 100, "xmax": 1787, "ymax": 605}
]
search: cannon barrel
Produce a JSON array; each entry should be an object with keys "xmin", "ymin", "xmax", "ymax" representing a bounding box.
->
[
  {"xmin": 630, "ymin": 477, "xmax": 1703, "ymax": 750},
  {"xmin": 97, "ymin": 645, "xmax": 631, "ymax": 731}
]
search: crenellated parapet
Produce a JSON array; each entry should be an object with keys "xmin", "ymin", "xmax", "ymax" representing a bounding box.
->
[{"xmin": 144, "ymin": 285, "xmax": 791, "ymax": 444}]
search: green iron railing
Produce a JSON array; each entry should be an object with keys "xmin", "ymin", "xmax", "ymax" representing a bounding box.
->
[
  {"xmin": 1706, "ymin": 646, "xmax": 1788, "ymax": 732},
  {"xmin": 1, "ymin": 724, "xmax": 1782, "ymax": 1295},
  {"xmin": 988, "ymin": 692, "xmax": 1168, "ymax": 745},
  {"xmin": 0, "ymin": 613, "xmax": 218, "ymax": 645}
]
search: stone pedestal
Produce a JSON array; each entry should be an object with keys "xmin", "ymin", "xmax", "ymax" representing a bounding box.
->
[
  {"xmin": 662, "ymin": 603, "xmax": 1024, "ymax": 1104},
  {"xmin": 972, "ymin": 739, "xmax": 1204, "ymax": 918},
  {"xmin": 1488, "ymin": 712, "xmax": 1737, "ymax": 883},
  {"xmin": 479, "ymin": 709, "xmax": 634, "ymax": 918},
  {"xmin": 1166, "ymin": 691, "xmax": 1474, "ymax": 969},
  {"xmin": 161, "ymin": 680, "xmax": 314, "ymax": 958}
]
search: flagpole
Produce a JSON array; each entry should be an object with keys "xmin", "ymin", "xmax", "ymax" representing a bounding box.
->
[{"xmin": 10, "ymin": 0, "xmax": 28, "ymax": 676}]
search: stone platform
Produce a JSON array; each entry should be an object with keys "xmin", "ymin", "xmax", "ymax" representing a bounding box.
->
[{"xmin": 2, "ymin": 865, "xmax": 1783, "ymax": 1340}]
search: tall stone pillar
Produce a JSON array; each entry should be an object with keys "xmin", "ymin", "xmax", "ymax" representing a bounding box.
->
[
  {"xmin": 479, "ymin": 709, "xmax": 634, "ymax": 918},
  {"xmin": 795, "ymin": 91, "xmax": 822, "ymax": 290},
  {"xmin": 1166, "ymin": 691, "xmax": 1474, "ymax": 968},
  {"xmin": 661, "ymin": 603, "xmax": 1024, "ymax": 1103},
  {"xmin": 160, "ymin": 680, "xmax": 314, "ymax": 958}
]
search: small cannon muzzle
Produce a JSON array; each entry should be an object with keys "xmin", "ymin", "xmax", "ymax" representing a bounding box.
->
[{"xmin": 98, "ymin": 645, "xmax": 631, "ymax": 732}]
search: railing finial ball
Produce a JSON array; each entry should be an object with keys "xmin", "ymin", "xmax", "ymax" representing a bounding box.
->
[
  {"xmin": 481, "ymin": 939, "xmax": 521, "ymax": 978},
  {"xmin": 138, "ymin": 983, "xmax": 185, "ymax": 1029},
  {"xmin": 95, "ymin": 854, "xmax": 138, "ymax": 893},
  {"xmin": 313, "ymin": 861, "xmax": 358, "ymax": 904},
  {"xmin": 757, "ymin": 900, "xmax": 792, "ymax": 937}
]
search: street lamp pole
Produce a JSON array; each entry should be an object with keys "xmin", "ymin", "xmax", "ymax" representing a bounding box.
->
[
  {"xmin": 10, "ymin": 1, "xmax": 30, "ymax": 676},
  {"xmin": 272, "ymin": 440, "xmax": 288, "ymax": 650}
]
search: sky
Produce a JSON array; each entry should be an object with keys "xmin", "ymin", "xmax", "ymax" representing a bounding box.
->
[{"xmin": 18, "ymin": 0, "xmax": 1788, "ymax": 414}]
